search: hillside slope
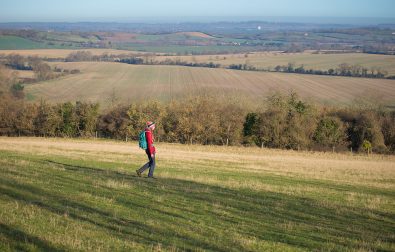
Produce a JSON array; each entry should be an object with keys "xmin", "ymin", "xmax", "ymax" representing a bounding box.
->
[
  {"xmin": 25, "ymin": 62, "xmax": 395, "ymax": 106},
  {"xmin": 0, "ymin": 137, "xmax": 394, "ymax": 251}
]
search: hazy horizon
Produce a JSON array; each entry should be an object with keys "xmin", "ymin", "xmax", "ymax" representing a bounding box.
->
[
  {"xmin": 1, "ymin": 0, "xmax": 394, "ymax": 24},
  {"xmin": 1, "ymin": 17, "xmax": 395, "ymax": 26}
]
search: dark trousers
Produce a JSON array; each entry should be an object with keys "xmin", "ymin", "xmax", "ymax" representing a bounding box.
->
[{"xmin": 138, "ymin": 150, "xmax": 155, "ymax": 177}]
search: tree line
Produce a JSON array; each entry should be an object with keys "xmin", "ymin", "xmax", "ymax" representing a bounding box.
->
[
  {"xmin": 1, "ymin": 59, "xmax": 393, "ymax": 154},
  {"xmin": 6, "ymin": 51, "xmax": 390, "ymax": 81},
  {"xmin": 272, "ymin": 62, "xmax": 392, "ymax": 79},
  {"xmin": 63, "ymin": 51, "xmax": 222, "ymax": 69},
  {"xmin": 62, "ymin": 51, "xmax": 394, "ymax": 79},
  {"xmin": 3, "ymin": 54, "xmax": 55, "ymax": 81},
  {"xmin": 242, "ymin": 93, "xmax": 394, "ymax": 153},
  {"xmin": 0, "ymin": 54, "xmax": 81, "ymax": 85},
  {"xmin": 1, "ymin": 89, "xmax": 394, "ymax": 154}
]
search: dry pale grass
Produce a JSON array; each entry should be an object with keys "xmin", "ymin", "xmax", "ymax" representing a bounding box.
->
[
  {"xmin": 102, "ymin": 179, "xmax": 134, "ymax": 190},
  {"xmin": 1, "ymin": 137, "xmax": 393, "ymax": 251},
  {"xmin": 0, "ymin": 136, "xmax": 391, "ymax": 209},
  {"xmin": 1, "ymin": 137, "xmax": 394, "ymax": 190},
  {"xmin": 24, "ymin": 62, "xmax": 395, "ymax": 105},
  {"xmin": 13, "ymin": 70, "xmax": 35, "ymax": 78},
  {"xmin": 155, "ymin": 52, "xmax": 395, "ymax": 75},
  {"xmin": 175, "ymin": 32, "xmax": 214, "ymax": 39}
]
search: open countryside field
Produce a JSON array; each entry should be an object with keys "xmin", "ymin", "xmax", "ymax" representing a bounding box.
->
[
  {"xmin": 0, "ymin": 36, "xmax": 62, "ymax": 50},
  {"xmin": 156, "ymin": 52, "xmax": 395, "ymax": 75},
  {"xmin": 24, "ymin": 62, "xmax": 395, "ymax": 106},
  {"xmin": 0, "ymin": 48, "xmax": 145, "ymax": 58},
  {"xmin": 0, "ymin": 31, "xmax": 250, "ymax": 54},
  {"xmin": 2, "ymin": 49, "xmax": 394, "ymax": 75},
  {"xmin": 0, "ymin": 32, "xmax": 103, "ymax": 50},
  {"xmin": 0, "ymin": 137, "xmax": 394, "ymax": 251}
]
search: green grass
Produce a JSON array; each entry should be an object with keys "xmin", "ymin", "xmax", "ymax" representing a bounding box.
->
[
  {"xmin": 0, "ymin": 36, "xmax": 46, "ymax": 50},
  {"xmin": 42, "ymin": 32, "xmax": 100, "ymax": 44},
  {"xmin": 0, "ymin": 35, "xmax": 89, "ymax": 50},
  {"xmin": 0, "ymin": 137, "xmax": 394, "ymax": 251}
]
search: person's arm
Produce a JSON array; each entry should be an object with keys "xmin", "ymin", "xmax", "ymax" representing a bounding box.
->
[{"xmin": 145, "ymin": 130, "xmax": 154, "ymax": 156}]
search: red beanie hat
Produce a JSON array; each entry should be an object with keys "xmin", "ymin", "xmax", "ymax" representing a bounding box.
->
[{"xmin": 146, "ymin": 121, "xmax": 155, "ymax": 128}]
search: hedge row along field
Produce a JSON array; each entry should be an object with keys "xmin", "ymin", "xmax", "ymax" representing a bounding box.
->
[{"xmin": 2, "ymin": 50, "xmax": 394, "ymax": 74}]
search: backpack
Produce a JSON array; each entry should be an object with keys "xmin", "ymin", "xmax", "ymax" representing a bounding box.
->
[{"xmin": 138, "ymin": 130, "xmax": 147, "ymax": 150}]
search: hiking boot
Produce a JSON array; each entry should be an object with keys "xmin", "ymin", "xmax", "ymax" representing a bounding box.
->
[{"xmin": 136, "ymin": 170, "xmax": 142, "ymax": 177}]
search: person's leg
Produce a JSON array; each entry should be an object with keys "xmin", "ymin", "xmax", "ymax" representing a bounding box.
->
[
  {"xmin": 137, "ymin": 161, "xmax": 150, "ymax": 174},
  {"xmin": 148, "ymin": 154, "xmax": 155, "ymax": 177},
  {"xmin": 137, "ymin": 151, "xmax": 151, "ymax": 175}
]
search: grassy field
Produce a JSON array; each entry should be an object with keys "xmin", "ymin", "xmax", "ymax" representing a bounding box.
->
[
  {"xmin": 0, "ymin": 137, "xmax": 394, "ymax": 251},
  {"xmin": 0, "ymin": 32, "xmax": 249, "ymax": 54},
  {"xmin": 0, "ymin": 32, "xmax": 103, "ymax": 50},
  {"xmin": 0, "ymin": 36, "xmax": 49, "ymax": 50},
  {"xmin": 24, "ymin": 62, "xmax": 395, "ymax": 106},
  {"xmin": 0, "ymin": 36, "xmax": 80, "ymax": 50},
  {"xmin": 0, "ymin": 49, "xmax": 144, "ymax": 58}
]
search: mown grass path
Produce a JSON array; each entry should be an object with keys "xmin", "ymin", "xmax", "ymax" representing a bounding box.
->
[{"xmin": 0, "ymin": 137, "xmax": 394, "ymax": 251}]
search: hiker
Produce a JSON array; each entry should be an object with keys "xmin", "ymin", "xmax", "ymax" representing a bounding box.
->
[{"xmin": 136, "ymin": 121, "xmax": 156, "ymax": 178}]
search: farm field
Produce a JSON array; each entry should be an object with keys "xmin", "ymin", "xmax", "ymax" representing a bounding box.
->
[
  {"xmin": 0, "ymin": 35, "xmax": 80, "ymax": 50},
  {"xmin": 2, "ymin": 49, "xmax": 394, "ymax": 75},
  {"xmin": 0, "ymin": 36, "xmax": 47, "ymax": 50},
  {"xmin": 116, "ymin": 44, "xmax": 257, "ymax": 54},
  {"xmin": 13, "ymin": 70, "xmax": 35, "ymax": 81},
  {"xmin": 0, "ymin": 32, "xmax": 249, "ymax": 54},
  {"xmin": 0, "ymin": 137, "xmax": 394, "ymax": 251},
  {"xmin": 24, "ymin": 62, "xmax": 395, "ymax": 106},
  {"xmin": 155, "ymin": 52, "xmax": 395, "ymax": 75},
  {"xmin": 0, "ymin": 48, "xmax": 144, "ymax": 58},
  {"xmin": 0, "ymin": 32, "xmax": 104, "ymax": 50}
]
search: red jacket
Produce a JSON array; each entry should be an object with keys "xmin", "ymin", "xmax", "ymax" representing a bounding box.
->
[{"xmin": 145, "ymin": 129, "xmax": 156, "ymax": 155}]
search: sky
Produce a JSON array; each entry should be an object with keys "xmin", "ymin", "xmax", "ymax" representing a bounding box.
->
[{"xmin": 0, "ymin": 0, "xmax": 394, "ymax": 23}]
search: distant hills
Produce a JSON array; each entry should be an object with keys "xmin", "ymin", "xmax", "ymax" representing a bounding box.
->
[{"xmin": 1, "ymin": 20, "xmax": 395, "ymax": 34}]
